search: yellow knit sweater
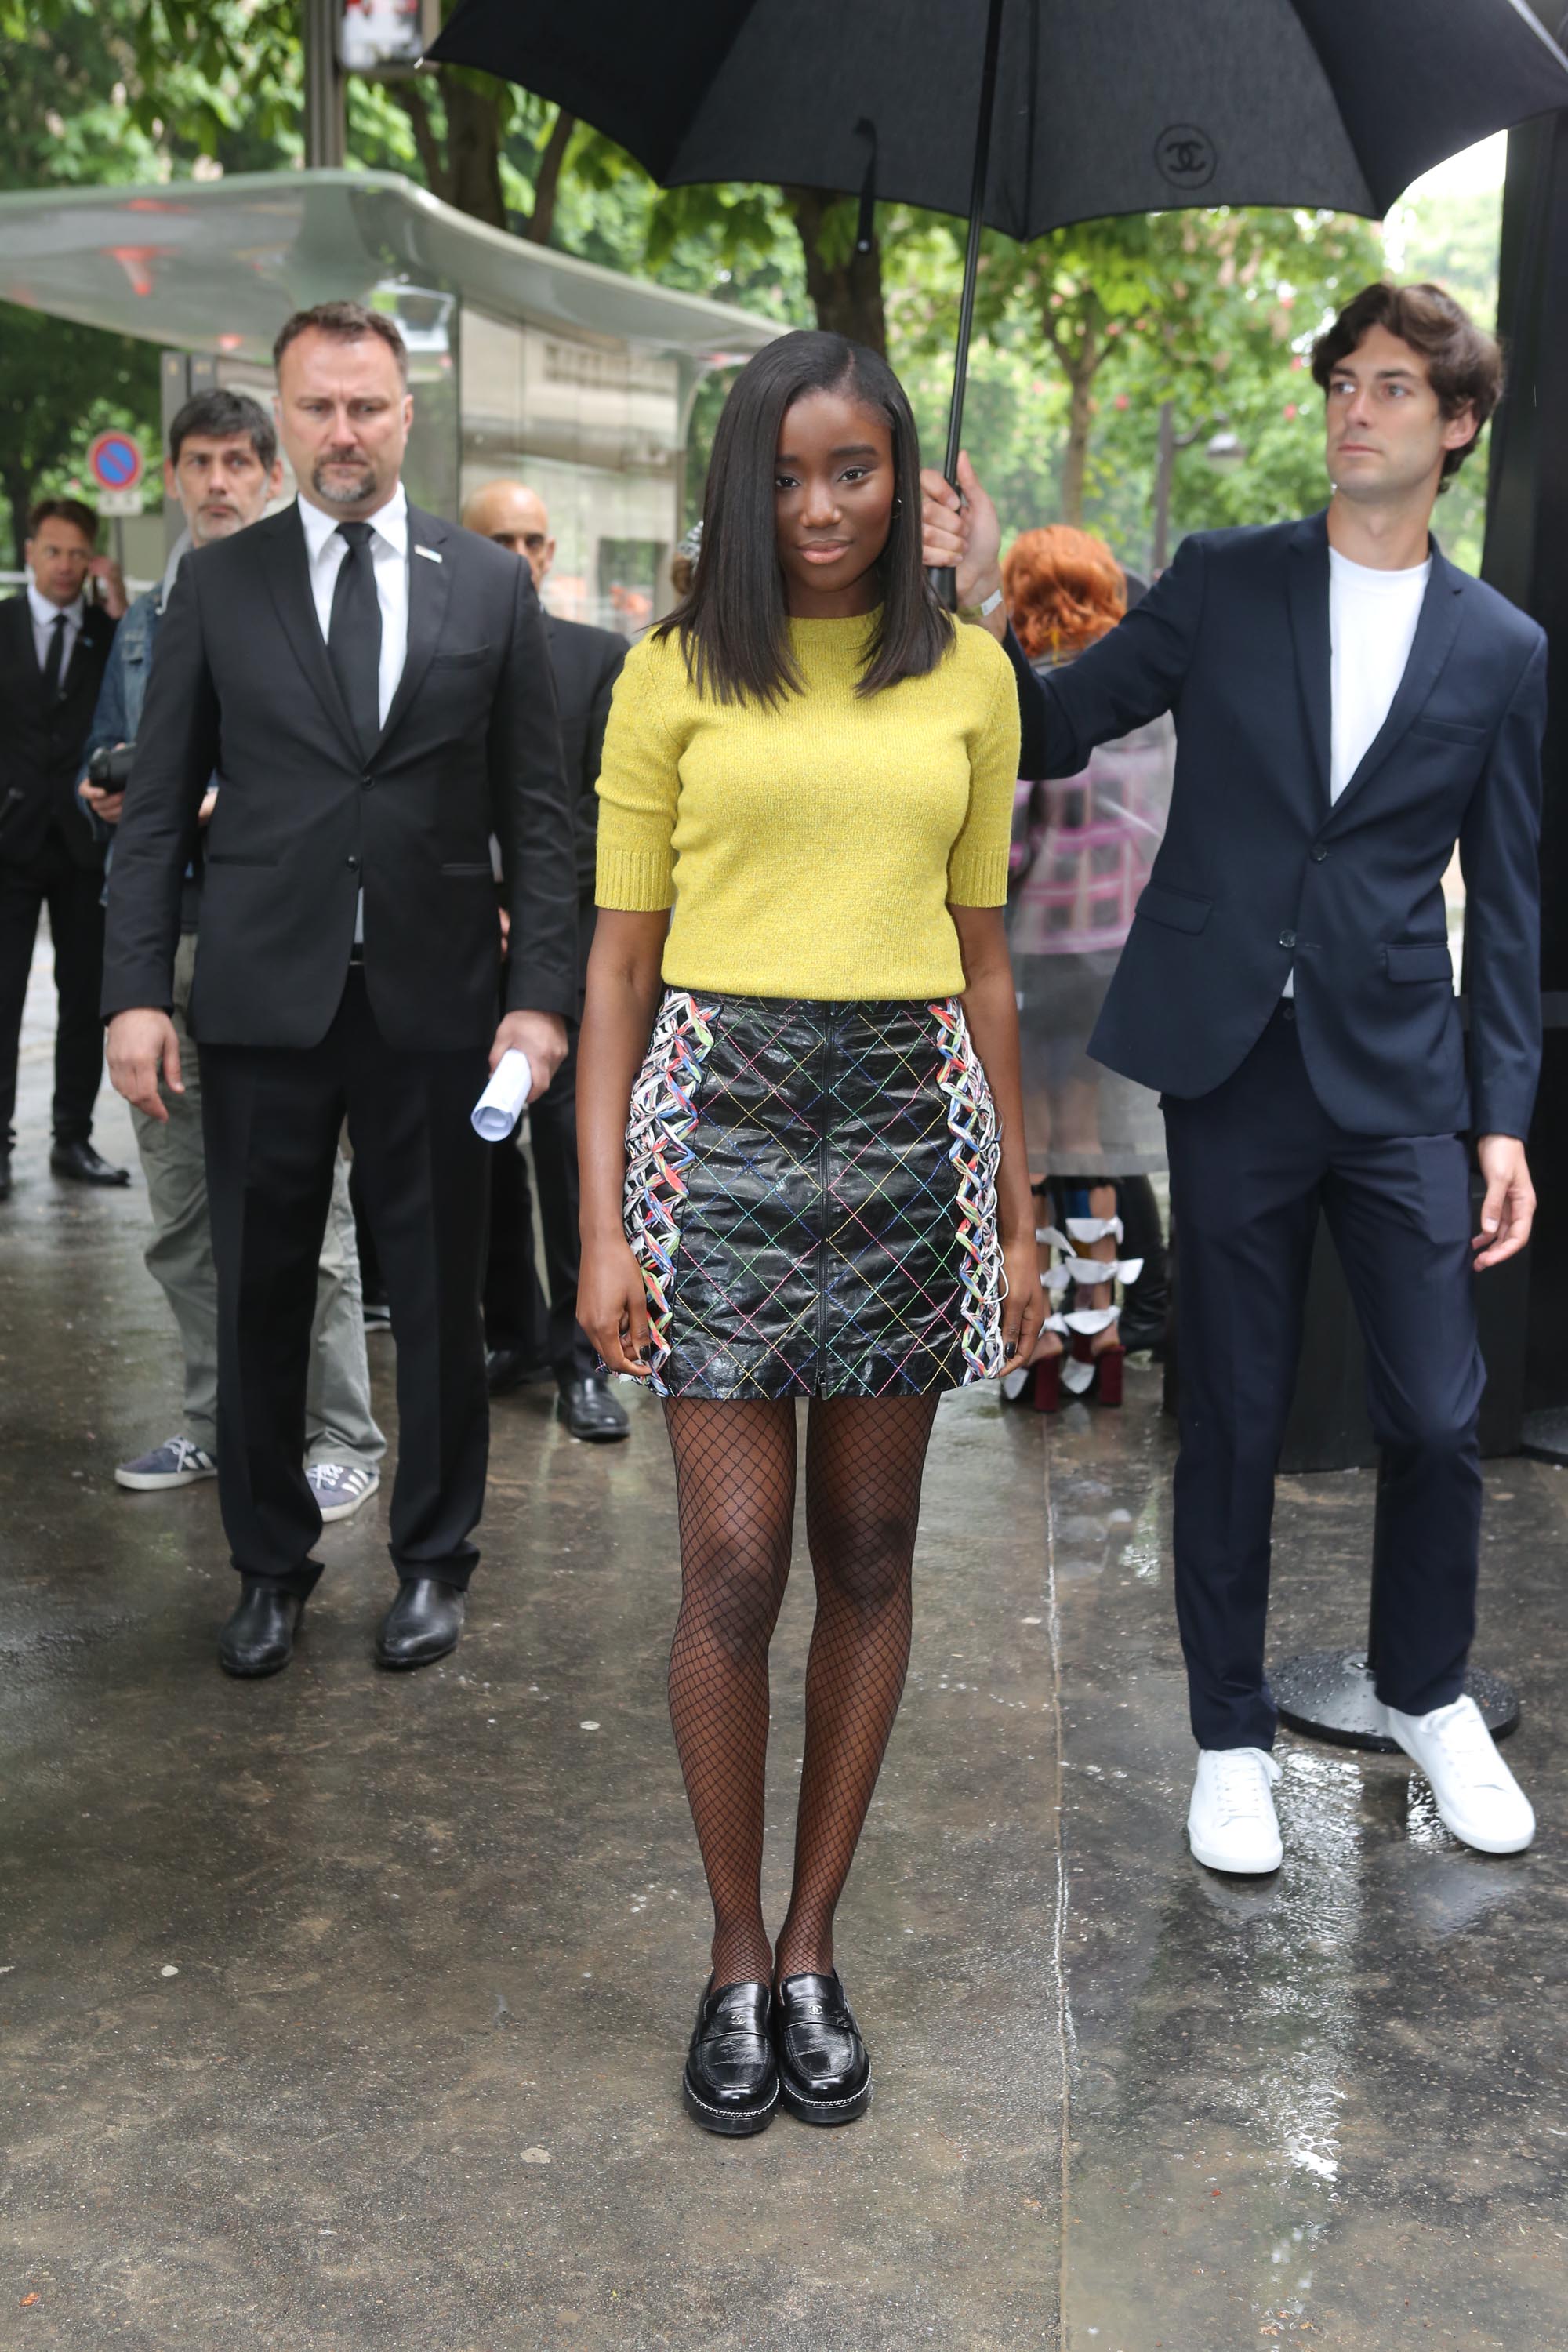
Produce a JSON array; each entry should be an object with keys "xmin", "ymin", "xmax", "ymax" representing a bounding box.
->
[{"xmin": 593, "ymin": 610, "xmax": 1021, "ymax": 1000}]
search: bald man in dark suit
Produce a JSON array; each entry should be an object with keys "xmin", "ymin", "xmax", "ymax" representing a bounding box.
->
[{"xmin": 463, "ymin": 479, "xmax": 630, "ymax": 1443}]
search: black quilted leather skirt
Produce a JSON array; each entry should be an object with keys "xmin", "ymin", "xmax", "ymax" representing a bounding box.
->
[{"xmin": 622, "ymin": 990, "xmax": 1006, "ymax": 1399}]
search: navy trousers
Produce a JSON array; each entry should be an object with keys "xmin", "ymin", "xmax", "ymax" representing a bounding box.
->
[{"xmin": 1163, "ymin": 1004, "xmax": 1484, "ymax": 1751}]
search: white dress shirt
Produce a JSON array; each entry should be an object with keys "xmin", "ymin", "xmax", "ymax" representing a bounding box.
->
[
  {"xmin": 297, "ymin": 485, "xmax": 409, "ymax": 945},
  {"xmin": 296, "ymin": 483, "xmax": 410, "ymax": 728},
  {"xmin": 27, "ymin": 582, "xmax": 85, "ymax": 684}
]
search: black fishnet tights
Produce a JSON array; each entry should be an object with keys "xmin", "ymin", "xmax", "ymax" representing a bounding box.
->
[{"xmin": 664, "ymin": 1393, "xmax": 940, "ymax": 1989}]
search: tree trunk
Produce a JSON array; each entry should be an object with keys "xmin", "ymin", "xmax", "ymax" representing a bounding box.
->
[
  {"xmin": 783, "ymin": 187, "xmax": 887, "ymax": 354},
  {"xmin": 440, "ymin": 71, "xmax": 508, "ymax": 229},
  {"xmin": 521, "ymin": 109, "xmax": 575, "ymax": 245},
  {"xmin": 1054, "ymin": 307, "xmax": 1102, "ymax": 526},
  {"xmin": 393, "ymin": 81, "xmax": 452, "ymax": 205}
]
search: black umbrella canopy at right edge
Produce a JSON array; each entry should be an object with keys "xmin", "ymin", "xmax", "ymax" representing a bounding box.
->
[
  {"xmin": 430, "ymin": 0, "xmax": 1568, "ymax": 563},
  {"xmin": 430, "ymin": 0, "xmax": 1568, "ymax": 240}
]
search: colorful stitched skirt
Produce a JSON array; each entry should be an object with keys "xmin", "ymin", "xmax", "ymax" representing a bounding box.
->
[{"xmin": 622, "ymin": 990, "xmax": 1006, "ymax": 1400}]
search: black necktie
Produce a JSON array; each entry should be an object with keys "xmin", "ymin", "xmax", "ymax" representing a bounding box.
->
[
  {"xmin": 41, "ymin": 612, "xmax": 68, "ymax": 701},
  {"xmin": 327, "ymin": 521, "xmax": 382, "ymax": 753}
]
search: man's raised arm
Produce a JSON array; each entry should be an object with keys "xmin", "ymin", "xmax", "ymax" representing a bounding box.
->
[{"xmin": 920, "ymin": 452, "xmax": 1200, "ymax": 777}]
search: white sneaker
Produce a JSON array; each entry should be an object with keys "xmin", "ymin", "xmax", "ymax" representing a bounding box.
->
[
  {"xmin": 306, "ymin": 1461, "xmax": 381, "ymax": 1523},
  {"xmin": 1385, "ymin": 1694, "xmax": 1535, "ymax": 1855},
  {"xmin": 1187, "ymin": 1748, "xmax": 1283, "ymax": 1875}
]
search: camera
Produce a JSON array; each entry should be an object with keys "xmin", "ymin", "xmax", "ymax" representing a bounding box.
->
[{"xmin": 87, "ymin": 742, "xmax": 136, "ymax": 789}]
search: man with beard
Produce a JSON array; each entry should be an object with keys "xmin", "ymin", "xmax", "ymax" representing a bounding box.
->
[{"xmin": 103, "ymin": 302, "xmax": 578, "ymax": 1679}]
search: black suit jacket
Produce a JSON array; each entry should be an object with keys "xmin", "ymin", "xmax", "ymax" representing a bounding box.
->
[
  {"xmin": 102, "ymin": 499, "xmax": 578, "ymax": 1052},
  {"xmin": 0, "ymin": 594, "xmax": 117, "ymax": 873},
  {"xmin": 1009, "ymin": 512, "xmax": 1547, "ymax": 1139},
  {"xmin": 545, "ymin": 612, "xmax": 626, "ymax": 972}
]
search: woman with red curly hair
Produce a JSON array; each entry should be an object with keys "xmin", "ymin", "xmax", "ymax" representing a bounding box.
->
[{"xmin": 1002, "ymin": 525, "xmax": 1174, "ymax": 1410}]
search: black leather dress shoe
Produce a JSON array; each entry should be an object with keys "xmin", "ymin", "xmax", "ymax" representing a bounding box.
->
[
  {"xmin": 50, "ymin": 1139, "xmax": 130, "ymax": 1186},
  {"xmin": 775, "ymin": 1971, "xmax": 872, "ymax": 2125},
  {"xmin": 557, "ymin": 1374, "xmax": 630, "ymax": 1443},
  {"xmin": 375, "ymin": 1577, "xmax": 465, "ymax": 1669},
  {"xmin": 486, "ymin": 1345, "xmax": 547, "ymax": 1396},
  {"xmin": 683, "ymin": 1979, "xmax": 778, "ymax": 2136},
  {"xmin": 218, "ymin": 1578, "xmax": 305, "ymax": 1678}
]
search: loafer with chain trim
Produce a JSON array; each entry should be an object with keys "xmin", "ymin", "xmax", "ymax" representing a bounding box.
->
[
  {"xmin": 682, "ymin": 1978, "xmax": 778, "ymax": 2136},
  {"xmin": 775, "ymin": 1970, "xmax": 872, "ymax": 2126}
]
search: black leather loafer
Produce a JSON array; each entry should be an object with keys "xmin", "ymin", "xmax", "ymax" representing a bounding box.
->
[
  {"xmin": 682, "ymin": 1978, "xmax": 778, "ymax": 2136},
  {"xmin": 375, "ymin": 1576, "xmax": 465, "ymax": 1669},
  {"xmin": 775, "ymin": 1971, "xmax": 872, "ymax": 2126},
  {"xmin": 50, "ymin": 1138, "xmax": 130, "ymax": 1186},
  {"xmin": 486, "ymin": 1345, "xmax": 546, "ymax": 1396},
  {"xmin": 557, "ymin": 1374, "xmax": 630, "ymax": 1443},
  {"xmin": 218, "ymin": 1578, "xmax": 304, "ymax": 1678}
]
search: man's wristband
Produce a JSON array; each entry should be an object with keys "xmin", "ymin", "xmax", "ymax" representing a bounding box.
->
[{"xmin": 958, "ymin": 584, "xmax": 1004, "ymax": 622}]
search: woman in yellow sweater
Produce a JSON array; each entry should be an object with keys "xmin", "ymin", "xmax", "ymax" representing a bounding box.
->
[{"xmin": 578, "ymin": 332, "xmax": 1042, "ymax": 2136}]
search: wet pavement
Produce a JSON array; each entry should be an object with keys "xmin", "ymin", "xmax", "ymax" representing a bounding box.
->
[{"xmin": 2, "ymin": 953, "xmax": 1566, "ymax": 2347}]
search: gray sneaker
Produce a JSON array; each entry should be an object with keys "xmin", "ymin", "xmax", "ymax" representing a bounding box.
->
[
  {"xmin": 115, "ymin": 1437, "xmax": 218, "ymax": 1492},
  {"xmin": 307, "ymin": 1461, "xmax": 381, "ymax": 1523}
]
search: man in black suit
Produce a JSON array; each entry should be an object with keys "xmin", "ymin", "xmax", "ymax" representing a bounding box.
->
[
  {"xmin": 0, "ymin": 496, "xmax": 129, "ymax": 1196},
  {"xmin": 924, "ymin": 281, "xmax": 1544, "ymax": 1869},
  {"xmin": 461, "ymin": 477, "xmax": 630, "ymax": 1444},
  {"xmin": 104, "ymin": 301, "xmax": 579, "ymax": 1680}
]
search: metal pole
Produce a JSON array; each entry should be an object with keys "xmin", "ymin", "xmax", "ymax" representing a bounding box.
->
[
  {"xmin": 303, "ymin": 0, "xmax": 347, "ymax": 170},
  {"xmin": 1150, "ymin": 399, "xmax": 1175, "ymax": 576},
  {"xmin": 927, "ymin": 0, "xmax": 1008, "ymax": 609}
]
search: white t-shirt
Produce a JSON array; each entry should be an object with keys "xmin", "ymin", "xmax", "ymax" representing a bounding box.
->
[
  {"xmin": 1284, "ymin": 545, "xmax": 1430, "ymax": 999},
  {"xmin": 1327, "ymin": 545, "xmax": 1430, "ymax": 801}
]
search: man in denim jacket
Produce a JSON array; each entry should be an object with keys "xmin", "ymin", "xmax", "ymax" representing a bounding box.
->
[{"xmin": 83, "ymin": 389, "xmax": 385, "ymax": 1513}]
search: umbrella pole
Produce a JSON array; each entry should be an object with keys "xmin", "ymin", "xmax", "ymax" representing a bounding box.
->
[{"xmin": 927, "ymin": 0, "xmax": 1008, "ymax": 609}]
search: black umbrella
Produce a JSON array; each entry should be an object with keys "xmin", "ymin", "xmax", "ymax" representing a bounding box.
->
[{"xmin": 429, "ymin": 0, "xmax": 1568, "ymax": 526}]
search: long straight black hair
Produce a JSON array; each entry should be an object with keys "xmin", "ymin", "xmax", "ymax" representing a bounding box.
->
[{"xmin": 659, "ymin": 329, "xmax": 952, "ymax": 705}]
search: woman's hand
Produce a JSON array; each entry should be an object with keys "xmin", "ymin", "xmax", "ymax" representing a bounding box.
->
[
  {"xmin": 1000, "ymin": 1229, "xmax": 1046, "ymax": 1368},
  {"xmin": 579, "ymin": 1235, "xmax": 652, "ymax": 1378}
]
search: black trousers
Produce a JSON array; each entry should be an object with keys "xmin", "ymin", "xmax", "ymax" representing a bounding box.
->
[
  {"xmin": 1163, "ymin": 1004, "xmax": 1484, "ymax": 1751},
  {"xmin": 484, "ymin": 1023, "xmax": 594, "ymax": 1381},
  {"xmin": 0, "ymin": 830, "xmax": 107, "ymax": 1149},
  {"xmin": 201, "ymin": 969, "xmax": 491, "ymax": 1597}
]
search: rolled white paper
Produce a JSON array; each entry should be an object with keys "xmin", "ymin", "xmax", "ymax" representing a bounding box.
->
[{"xmin": 471, "ymin": 1048, "xmax": 533, "ymax": 1141}]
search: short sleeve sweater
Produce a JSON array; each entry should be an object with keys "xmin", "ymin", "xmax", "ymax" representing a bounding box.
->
[{"xmin": 593, "ymin": 610, "xmax": 1021, "ymax": 1000}]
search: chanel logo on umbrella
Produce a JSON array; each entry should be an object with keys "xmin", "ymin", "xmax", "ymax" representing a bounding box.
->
[{"xmin": 1156, "ymin": 124, "xmax": 1217, "ymax": 190}]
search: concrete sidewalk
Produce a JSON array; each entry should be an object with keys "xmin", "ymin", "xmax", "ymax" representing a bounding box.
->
[{"xmin": 2, "ymin": 953, "xmax": 1566, "ymax": 2349}]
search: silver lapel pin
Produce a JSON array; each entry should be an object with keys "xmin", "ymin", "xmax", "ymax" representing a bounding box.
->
[{"xmin": 415, "ymin": 544, "xmax": 443, "ymax": 564}]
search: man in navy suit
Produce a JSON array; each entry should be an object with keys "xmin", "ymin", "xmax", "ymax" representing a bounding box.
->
[{"xmin": 924, "ymin": 281, "xmax": 1544, "ymax": 1871}]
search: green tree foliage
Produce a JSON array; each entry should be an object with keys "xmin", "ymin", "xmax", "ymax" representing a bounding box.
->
[
  {"xmin": 0, "ymin": 4, "xmax": 169, "ymax": 557},
  {"xmin": 5, "ymin": 0, "xmax": 1504, "ymax": 581}
]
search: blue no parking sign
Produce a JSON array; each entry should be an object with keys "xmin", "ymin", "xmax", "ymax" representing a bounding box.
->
[{"xmin": 87, "ymin": 430, "xmax": 143, "ymax": 492}]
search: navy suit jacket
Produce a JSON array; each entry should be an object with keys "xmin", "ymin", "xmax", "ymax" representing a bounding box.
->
[{"xmin": 1007, "ymin": 512, "xmax": 1547, "ymax": 1139}]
